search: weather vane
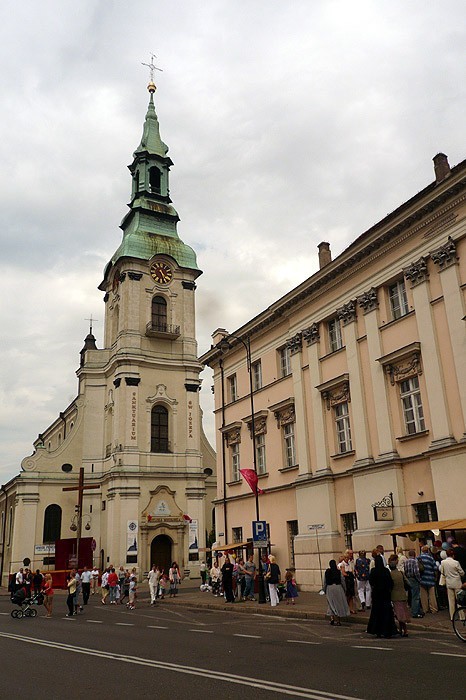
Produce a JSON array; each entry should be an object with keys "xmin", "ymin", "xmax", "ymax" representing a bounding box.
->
[{"xmin": 141, "ymin": 53, "xmax": 163, "ymax": 84}]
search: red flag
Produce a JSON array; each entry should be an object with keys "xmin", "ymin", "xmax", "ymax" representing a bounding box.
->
[{"xmin": 240, "ymin": 469, "xmax": 264, "ymax": 495}]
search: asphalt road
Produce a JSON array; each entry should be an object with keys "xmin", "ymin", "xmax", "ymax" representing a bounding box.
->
[{"xmin": 0, "ymin": 596, "xmax": 464, "ymax": 699}]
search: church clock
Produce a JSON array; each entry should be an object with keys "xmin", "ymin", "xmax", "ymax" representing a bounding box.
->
[{"xmin": 150, "ymin": 261, "xmax": 173, "ymax": 285}]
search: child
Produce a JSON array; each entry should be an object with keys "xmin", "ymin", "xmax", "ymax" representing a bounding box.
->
[
  {"xmin": 285, "ymin": 568, "xmax": 298, "ymax": 605},
  {"xmin": 42, "ymin": 573, "xmax": 54, "ymax": 618},
  {"xmin": 158, "ymin": 573, "xmax": 168, "ymax": 599},
  {"xmin": 127, "ymin": 574, "xmax": 137, "ymax": 610}
]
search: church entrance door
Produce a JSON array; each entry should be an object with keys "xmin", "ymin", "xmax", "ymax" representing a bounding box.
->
[{"xmin": 150, "ymin": 534, "xmax": 172, "ymax": 572}]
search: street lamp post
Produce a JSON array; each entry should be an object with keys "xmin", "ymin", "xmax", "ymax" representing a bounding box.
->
[{"xmin": 218, "ymin": 333, "xmax": 266, "ymax": 604}]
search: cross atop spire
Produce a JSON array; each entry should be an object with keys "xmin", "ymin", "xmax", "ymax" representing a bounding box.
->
[
  {"xmin": 85, "ymin": 314, "xmax": 98, "ymax": 335},
  {"xmin": 141, "ymin": 53, "xmax": 163, "ymax": 93}
]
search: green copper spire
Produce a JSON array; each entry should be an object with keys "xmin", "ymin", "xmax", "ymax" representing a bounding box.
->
[
  {"xmin": 101, "ymin": 81, "xmax": 201, "ymax": 286},
  {"xmin": 135, "ymin": 90, "xmax": 169, "ymax": 158}
]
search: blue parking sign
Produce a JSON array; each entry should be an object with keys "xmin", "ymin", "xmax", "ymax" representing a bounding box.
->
[{"xmin": 252, "ymin": 520, "xmax": 268, "ymax": 546}]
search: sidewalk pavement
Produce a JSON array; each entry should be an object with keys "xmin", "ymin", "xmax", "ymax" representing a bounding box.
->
[{"xmin": 149, "ymin": 580, "xmax": 453, "ymax": 633}]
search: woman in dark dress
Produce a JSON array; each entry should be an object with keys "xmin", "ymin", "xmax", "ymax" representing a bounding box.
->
[
  {"xmin": 221, "ymin": 555, "xmax": 235, "ymax": 603},
  {"xmin": 367, "ymin": 555, "xmax": 398, "ymax": 638}
]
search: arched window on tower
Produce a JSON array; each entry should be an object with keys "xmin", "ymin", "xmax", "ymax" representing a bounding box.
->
[
  {"xmin": 152, "ymin": 296, "xmax": 167, "ymax": 332},
  {"xmin": 43, "ymin": 504, "xmax": 62, "ymax": 543},
  {"xmin": 149, "ymin": 167, "xmax": 161, "ymax": 194},
  {"xmin": 151, "ymin": 405, "xmax": 169, "ymax": 453}
]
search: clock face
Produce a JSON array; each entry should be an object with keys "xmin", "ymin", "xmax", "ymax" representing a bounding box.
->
[{"xmin": 150, "ymin": 261, "xmax": 173, "ymax": 285}]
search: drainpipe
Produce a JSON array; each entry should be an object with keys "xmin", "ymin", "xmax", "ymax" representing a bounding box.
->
[
  {"xmin": 219, "ymin": 359, "xmax": 228, "ymax": 544},
  {"xmin": 0, "ymin": 486, "xmax": 7, "ymax": 585}
]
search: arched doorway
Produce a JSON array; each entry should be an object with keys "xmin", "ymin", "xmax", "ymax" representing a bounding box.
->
[{"xmin": 150, "ymin": 534, "xmax": 172, "ymax": 573}]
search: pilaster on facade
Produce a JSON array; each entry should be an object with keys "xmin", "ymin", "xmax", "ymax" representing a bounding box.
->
[
  {"xmin": 364, "ymin": 309, "xmax": 398, "ymax": 461},
  {"xmin": 430, "ymin": 239, "xmax": 466, "ymax": 436},
  {"xmin": 290, "ymin": 350, "xmax": 311, "ymax": 476},
  {"xmin": 408, "ymin": 273, "xmax": 456, "ymax": 448},
  {"xmin": 305, "ymin": 341, "xmax": 330, "ymax": 473},
  {"xmin": 342, "ymin": 320, "xmax": 373, "ymax": 467}
]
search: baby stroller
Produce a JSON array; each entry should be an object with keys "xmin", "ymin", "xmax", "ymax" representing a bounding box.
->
[{"xmin": 10, "ymin": 587, "xmax": 44, "ymax": 619}]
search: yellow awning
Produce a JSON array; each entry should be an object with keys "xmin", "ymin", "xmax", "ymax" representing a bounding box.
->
[
  {"xmin": 212, "ymin": 541, "xmax": 251, "ymax": 552},
  {"xmin": 382, "ymin": 519, "xmax": 465, "ymax": 536}
]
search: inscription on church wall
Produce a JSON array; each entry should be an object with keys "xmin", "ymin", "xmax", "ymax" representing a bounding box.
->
[
  {"xmin": 188, "ymin": 399, "xmax": 193, "ymax": 439},
  {"xmin": 131, "ymin": 391, "xmax": 137, "ymax": 440}
]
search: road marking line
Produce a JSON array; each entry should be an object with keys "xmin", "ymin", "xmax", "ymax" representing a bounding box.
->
[
  {"xmin": 352, "ymin": 646, "xmax": 392, "ymax": 651},
  {"xmin": 148, "ymin": 625, "xmax": 168, "ymax": 629},
  {"xmin": 189, "ymin": 629, "xmax": 213, "ymax": 633},
  {"xmin": 0, "ymin": 631, "xmax": 363, "ymax": 699},
  {"xmin": 431, "ymin": 651, "xmax": 466, "ymax": 658},
  {"xmin": 86, "ymin": 620, "xmax": 103, "ymax": 624},
  {"xmin": 234, "ymin": 633, "xmax": 261, "ymax": 639},
  {"xmin": 287, "ymin": 640, "xmax": 321, "ymax": 645},
  {"xmin": 0, "ymin": 612, "xmax": 9, "ymax": 616},
  {"xmin": 115, "ymin": 623, "xmax": 134, "ymax": 626}
]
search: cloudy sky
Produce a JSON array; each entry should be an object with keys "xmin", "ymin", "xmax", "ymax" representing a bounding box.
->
[{"xmin": 0, "ymin": 1, "xmax": 464, "ymax": 484}]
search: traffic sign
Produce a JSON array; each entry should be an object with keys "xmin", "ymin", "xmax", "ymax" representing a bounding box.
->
[{"xmin": 252, "ymin": 520, "xmax": 268, "ymax": 546}]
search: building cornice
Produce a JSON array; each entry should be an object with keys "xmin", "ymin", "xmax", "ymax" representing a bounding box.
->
[{"xmin": 200, "ymin": 166, "xmax": 466, "ymax": 367}]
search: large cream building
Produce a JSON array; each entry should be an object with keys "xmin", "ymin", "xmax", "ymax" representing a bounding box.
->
[
  {"xmin": 0, "ymin": 81, "xmax": 215, "ymax": 585},
  {"xmin": 201, "ymin": 153, "xmax": 466, "ymax": 590}
]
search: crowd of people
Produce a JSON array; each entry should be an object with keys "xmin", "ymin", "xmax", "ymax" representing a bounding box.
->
[
  {"xmin": 324, "ymin": 539, "xmax": 466, "ymax": 638},
  {"xmin": 200, "ymin": 552, "xmax": 298, "ymax": 607}
]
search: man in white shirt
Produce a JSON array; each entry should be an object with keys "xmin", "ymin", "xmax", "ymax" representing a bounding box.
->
[
  {"xmin": 91, "ymin": 567, "xmax": 99, "ymax": 595},
  {"xmin": 440, "ymin": 549, "xmax": 465, "ymax": 620},
  {"xmin": 81, "ymin": 566, "xmax": 92, "ymax": 605},
  {"xmin": 147, "ymin": 565, "xmax": 160, "ymax": 605},
  {"xmin": 101, "ymin": 568, "xmax": 109, "ymax": 605},
  {"xmin": 15, "ymin": 568, "xmax": 24, "ymax": 591}
]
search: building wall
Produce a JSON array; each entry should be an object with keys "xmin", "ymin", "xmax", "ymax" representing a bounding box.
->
[{"xmin": 202, "ymin": 156, "xmax": 466, "ymax": 590}]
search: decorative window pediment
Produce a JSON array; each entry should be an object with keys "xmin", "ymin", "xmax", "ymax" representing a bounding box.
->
[
  {"xmin": 269, "ymin": 398, "xmax": 295, "ymax": 427},
  {"xmin": 316, "ymin": 373, "xmax": 350, "ymax": 410},
  {"xmin": 220, "ymin": 421, "xmax": 242, "ymax": 446},
  {"xmin": 376, "ymin": 342, "xmax": 422, "ymax": 386},
  {"xmin": 242, "ymin": 410, "xmax": 269, "ymax": 437}
]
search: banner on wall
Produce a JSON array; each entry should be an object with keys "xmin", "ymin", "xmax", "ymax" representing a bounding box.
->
[
  {"xmin": 127, "ymin": 520, "xmax": 138, "ymax": 556},
  {"xmin": 188, "ymin": 519, "xmax": 199, "ymax": 553}
]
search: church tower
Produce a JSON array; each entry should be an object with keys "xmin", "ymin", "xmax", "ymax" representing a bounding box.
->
[{"xmin": 9, "ymin": 76, "xmax": 215, "ymax": 581}]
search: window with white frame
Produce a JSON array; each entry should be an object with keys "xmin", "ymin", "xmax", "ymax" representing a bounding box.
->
[
  {"xmin": 231, "ymin": 442, "xmax": 240, "ymax": 481},
  {"xmin": 283, "ymin": 422, "xmax": 297, "ymax": 467},
  {"xmin": 252, "ymin": 360, "xmax": 262, "ymax": 391},
  {"xmin": 228, "ymin": 374, "xmax": 238, "ymax": 402},
  {"xmin": 255, "ymin": 433, "xmax": 266, "ymax": 474},
  {"xmin": 389, "ymin": 279, "xmax": 409, "ymax": 320},
  {"xmin": 335, "ymin": 401, "xmax": 352, "ymax": 453},
  {"xmin": 400, "ymin": 375, "xmax": 425, "ymax": 435},
  {"xmin": 278, "ymin": 346, "xmax": 291, "ymax": 377},
  {"xmin": 328, "ymin": 317, "xmax": 343, "ymax": 352}
]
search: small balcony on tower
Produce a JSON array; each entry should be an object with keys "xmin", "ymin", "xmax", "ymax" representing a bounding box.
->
[{"xmin": 145, "ymin": 321, "xmax": 180, "ymax": 339}]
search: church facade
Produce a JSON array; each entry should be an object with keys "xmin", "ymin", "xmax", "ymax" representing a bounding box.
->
[{"xmin": 0, "ymin": 81, "xmax": 216, "ymax": 585}]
